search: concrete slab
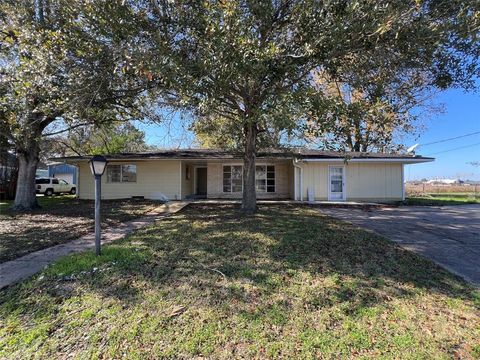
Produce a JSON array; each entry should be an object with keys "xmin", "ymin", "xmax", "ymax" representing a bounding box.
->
[
  {"xmin": 0, "ymin": 201, "xmax": 189, "ymax": 289},
  {"xmin": 319, "ymin": 204, "xmax": 480, "ymax": 287},
  {"xmin": 191, "ymin": 199, "xmax": 382, "ymax": 207}
]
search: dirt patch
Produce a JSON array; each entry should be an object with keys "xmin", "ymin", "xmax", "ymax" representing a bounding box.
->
[{"xmin": 0, "ymin": 197, "xmax": 163, "ymax": 263}]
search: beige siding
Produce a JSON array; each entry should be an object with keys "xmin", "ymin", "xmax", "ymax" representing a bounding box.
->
[
  {"xmin": 301, "ymin": 162, "xmax": 330, "ymax": 200},
  {"xmin": 301, "ymin": 162, "xmax": 403, "ymax": 202},
  {"xmin": 76, "ymin": 158, "xmax": 404, "ymax": 202},
  {"xmin": 77, "ymin": 160, "xmax": 181, "ymax": 200},
  {"xmin": 346, "ymin": 162, "xmax": 403, "ymax": 201},
  {"xmin": 287, "ymin": 163, "xmax": 295, "ymax": 199},
  {"xmin": 206, "ymin": 161, "xmax": 292, "ymax": 199}
]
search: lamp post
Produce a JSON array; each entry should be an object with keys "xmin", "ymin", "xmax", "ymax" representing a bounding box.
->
[{"xmin": 89, "ymin": 155, "xmax": 108, "ymax": 256}]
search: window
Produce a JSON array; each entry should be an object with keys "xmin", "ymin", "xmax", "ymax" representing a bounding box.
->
[
  {"xmin": 107, "ymin": 165, "xmax": 121, "ymax": 182},
  {"xmin": 36, "ymin": 178, "xmax": 50, "ymax": 184},
  {"xmin": 256, "ymin": 165, "xmax": 275, "ymax": 193},
  {"xmin": 52, "ymin": 179, "xmax": 59, "ymax": 185},
  {"xmin": 223, "ymin": 165, "xmax": 275, "ymax": 193},
  {"xmin": 121, "ymin": 165, "xmax": 137, "ymax": 182},
  {"xmin": 223, "ymin": 165, "xmax": 242, "ymax": 192},
  {"xmin": 107, "ymin": 165, "xmax": 137, "ymax": 183}
]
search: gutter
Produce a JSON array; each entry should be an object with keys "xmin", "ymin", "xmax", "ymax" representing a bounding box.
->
[
  {"xmin": 293, "ymin": 158, "xmax": 303, "ymax": 201},
  {"xmin": 300, "ymin": 158, "xmax": 434, "ymax": 164}
]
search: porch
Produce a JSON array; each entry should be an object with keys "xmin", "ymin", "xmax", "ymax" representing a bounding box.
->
[{"xmin": 180, "ymin": 159, "xmax": 295, "ymax": 200}]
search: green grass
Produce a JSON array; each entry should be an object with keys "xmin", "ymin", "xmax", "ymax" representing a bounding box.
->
[
  {"xmin": 401, "ymin": 195, "xmax": 480, "ymax": 206},
  {"xmin": 0, "ymin": 195, "xmax": 80, "ymax": 213},
  {"xmin": 0, "ymin": 204, "xmax": 479, "ymax": 359},
  {"xmin": 0, "ymin": 201, "xmax": 10, "ymax": 213}
]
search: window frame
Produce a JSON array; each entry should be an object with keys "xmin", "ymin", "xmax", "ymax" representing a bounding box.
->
[
  {"xmin": 222, "ymin": 164, "xmax": 276, "ymax": 193},
  {"xmin": 222, "ymin": 164, "xmax": 243, "ymax": 193},
  {"xmin": 255, "ymin": 165, "xmax": 276, "ymax": 193},
  {"xmin": 107, "ymin": 164, "xmax": 137, "ymax": 183}
]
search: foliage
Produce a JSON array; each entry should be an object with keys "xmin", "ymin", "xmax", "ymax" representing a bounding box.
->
[
  {"xmin": 192, "ymin": 115, "xmax": 289, "ymax": 150},
  {"xmin": 1, "ymin": 205, "xmax": 479, "ymax": 358},
  {"xmin": 44, "ymin": 122, "xmax": 152, "ymax": 158},
  {"xmin": 0, "ymin": 1, "xmax": 151, "ymax": 148},
  {"xmin": 300, "ymin": 70, "xmax": 442, "ymax": 152},
  {"xmin": 0, "ymin": 0, "xmax": 158, "ymax": 209}
]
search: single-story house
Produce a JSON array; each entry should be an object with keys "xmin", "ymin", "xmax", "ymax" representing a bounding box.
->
[{"xmin": 53, "ymin": 149, "xmax": 433, "ymax": 202}]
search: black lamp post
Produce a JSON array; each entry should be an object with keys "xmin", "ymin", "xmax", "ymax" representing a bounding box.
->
[{"xmin": 89, "ymin": 155, "xmax": 108, "ymax": 256}]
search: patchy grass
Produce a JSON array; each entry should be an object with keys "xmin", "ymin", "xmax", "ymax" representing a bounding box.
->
[
  {"xmin": 0, "ymin": 195, "xmax": 164, "ymax": 263},
  {"xmin": 0, "ymin": 201, "xmax": 9, "ymax": 213},
  {"xmin": 400, "ymin": 196, "xmax": 480, "ymax": 206},
  {"xmin": 1, "ymin": 195, "xmax": 78, "ymax": 213},
  {"xmin": 0, "ymin": 204, "xmax": 478, "ymax": 359}
]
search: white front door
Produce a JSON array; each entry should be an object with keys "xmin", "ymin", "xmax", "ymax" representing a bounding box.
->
[{"xmin": 328, "ymin": 166, "xmax": 345, "ymax": 201}]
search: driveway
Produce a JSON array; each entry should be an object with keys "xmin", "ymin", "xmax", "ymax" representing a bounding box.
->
[{"xmin": 319, "ymin": 204, "xmax": 480, "ymax": 287}]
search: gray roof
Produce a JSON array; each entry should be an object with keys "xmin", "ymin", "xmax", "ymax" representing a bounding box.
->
[{"xmin": 51, "ymin": 148, "xmax": 434, "ymax": 162}]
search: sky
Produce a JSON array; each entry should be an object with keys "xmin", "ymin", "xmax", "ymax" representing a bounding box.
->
[
  {"xmin": 136, "ymin": 87, "xmax": 480, "ymax": 181},
  {"xmin": 403, "ymin": 88, "xmax": 480, "ymax": 181}
]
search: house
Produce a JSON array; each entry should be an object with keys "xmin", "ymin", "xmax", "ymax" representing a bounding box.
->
[
  {"xmin": 47, "ymin": 162, "xmax": 77, "ymax": 185},
  {"xmin": 426, "ymin": 178, "xmax": 464, "ymax": 185},
  {"xmin": 54, "ymin": 149, "xmax": 433, "ymax": 202}
]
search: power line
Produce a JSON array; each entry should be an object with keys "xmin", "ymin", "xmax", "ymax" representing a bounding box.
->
[
  {"xmin": 419, "ymin": 130, "xmax": 480, "ymax": 147},
  {"xmin": 425, "ymin": 141, "xmax": 480, "ymax": 156}
]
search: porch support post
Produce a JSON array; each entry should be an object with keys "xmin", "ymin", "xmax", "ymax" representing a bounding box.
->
[
  {"xmin": 293, "ymin": 159, "xmax": 303, "ymax": 201},
  {"xmin": 179, "ymin": 161, "xmax": 182, "ymax": 200}
]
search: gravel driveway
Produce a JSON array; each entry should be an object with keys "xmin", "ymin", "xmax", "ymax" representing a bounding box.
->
[{"xmin": 319, "ymin": 204, "xmax": 480, "ymax": 286}]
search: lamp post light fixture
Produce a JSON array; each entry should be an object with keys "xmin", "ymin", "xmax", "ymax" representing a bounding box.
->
[{"xmin": 89, "ymin": 155, "xmax": 108, "ymax": 256}]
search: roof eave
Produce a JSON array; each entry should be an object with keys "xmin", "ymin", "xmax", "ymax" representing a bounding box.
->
[{"xmin": 300, "ymin": 157, "xmax": 434, "ymax": 164}]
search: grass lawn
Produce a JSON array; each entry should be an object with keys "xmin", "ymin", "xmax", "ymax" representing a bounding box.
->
[
  {"xmin": 0, "ymin": 205, "xmax": 479, "ymax": 359},
  {"xmin": 401, "ymin": 195, "xmax": 480, "ymax": 206},
  {"xmin": 0, "ymin": 195, "xmax": 164, "ymax": 263}
]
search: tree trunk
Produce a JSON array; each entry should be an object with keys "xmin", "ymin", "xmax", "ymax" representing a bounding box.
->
[
  {"xmin": 242, "ymin": 122, "xmax": 257, "ymax": 214},
  {"xmin": 12, "ymin": 145, "xmax": 41, "ymax": 211}
]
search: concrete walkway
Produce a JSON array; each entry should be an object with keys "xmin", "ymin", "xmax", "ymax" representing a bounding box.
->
[
  {"xmin": 0, "ymin": 201, "xmax": 189, "ymax": 290},
  {"xmin": 319, "ymin": 204, "xmax": 480, "ymax": 287}
]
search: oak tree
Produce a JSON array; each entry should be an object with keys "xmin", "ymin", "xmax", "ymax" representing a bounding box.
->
[
  {"xmin": 0, "ymin": 0, "xmax": 156, "ymax": 210},
  {"xmin": 145, "ymin": 0, "xmax": 479, "ymax": 213}
]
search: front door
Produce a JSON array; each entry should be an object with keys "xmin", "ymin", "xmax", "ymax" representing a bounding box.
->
[
  {"xmin": 328, "ymin": 166, "xmax": 345, "ymax": 201},
  {"xmin": 196, "ymin": 167, "xmax": 207, "ymax": 195}
]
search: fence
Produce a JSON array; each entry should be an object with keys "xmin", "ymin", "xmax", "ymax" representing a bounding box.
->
[{"xmin": 406, "ymin": 183, "xmax": 479, "ymax": 198}]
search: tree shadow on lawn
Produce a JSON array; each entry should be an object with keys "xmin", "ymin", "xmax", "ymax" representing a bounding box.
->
[
  {"xmin": 1, "ymin": 197, "xmax": 162, "ymax": 221},
  {"xmin": 0, "ymin": 198, "xmax": 164, "ymax": 263},
  {"xmin": 11, "ymin": 204, "xmax": 475, "ymax": 306},
  {"xmin": 1, "ymin": 204, "xmax": 478, "ymax": 352}
]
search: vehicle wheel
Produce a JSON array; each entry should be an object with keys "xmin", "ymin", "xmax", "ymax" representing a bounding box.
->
[
  {"xmin": 70, "ymin": 188, "xmax": 76, "ymax": 195},
  {"xmin": 45, "ymin": 188, "xmax": 54, "ymax": 196}
]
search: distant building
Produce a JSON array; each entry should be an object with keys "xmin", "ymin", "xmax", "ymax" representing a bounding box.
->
[
  {"xmin": 426, "ymin": 179, "xmax": 464, "ymax": 185},
  {"xmin": 48, "ymin": 163, "xmax": 77, "ymax": 184}
]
